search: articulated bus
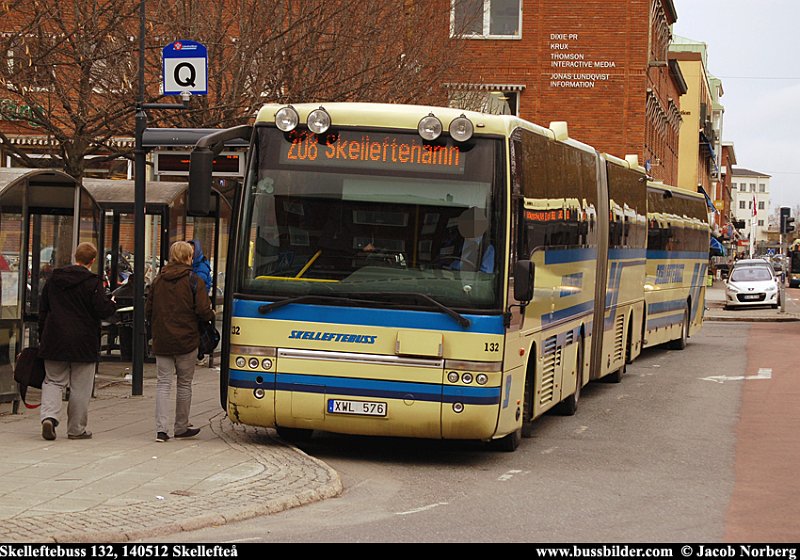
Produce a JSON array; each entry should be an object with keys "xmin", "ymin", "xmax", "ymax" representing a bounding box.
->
[{"xmin": 188, "ymin": 103, "xmax": 709, "ymax": 451}]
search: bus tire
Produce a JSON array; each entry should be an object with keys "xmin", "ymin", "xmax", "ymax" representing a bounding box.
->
[
  {"xmin": 556, "ymin": 339, "xmax": 583, "ymax": 416},
  {"xmin": 490, "ymin": 428, "xmax": 521, "ymax": 452},
  {"xmin": 276, "ymin": 426, "xmax": 314, "ymax": 443},
  {"xmin": 605, "ymin": 322, "xmax": 628, "ymax": 383},
  {"xmin": 667, "ymin": 304, "xmax": 689, "ymax": 350},
  {"xmin": 521, "ymin": 353, "xmax": 536, "ymax": 438}
]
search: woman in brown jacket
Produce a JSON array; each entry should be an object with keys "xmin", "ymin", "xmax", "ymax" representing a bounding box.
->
[{"xmin": 145, "ymin": 241, "xmax": 214, "ymax": 442}]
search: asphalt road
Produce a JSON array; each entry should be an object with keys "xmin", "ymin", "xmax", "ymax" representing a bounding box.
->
[{"xmin": 149, "ymin": 321, "xmax": 769, "ymax": 543}]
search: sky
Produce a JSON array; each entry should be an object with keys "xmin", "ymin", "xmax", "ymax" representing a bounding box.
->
[{"xmin": 671, "ymin": 0, "xmax": 800, "ymax": 212}]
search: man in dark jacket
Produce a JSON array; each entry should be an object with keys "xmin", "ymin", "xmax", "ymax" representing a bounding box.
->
[
  {"xmin": 145, "ymin": 241, "xmax": 214, "ymax": 442},
  {"xmin": 39, "ymin": 242, "xmax": 117, "ymax": 441}
]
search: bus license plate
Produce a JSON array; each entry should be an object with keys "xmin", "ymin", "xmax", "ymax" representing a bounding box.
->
[{"xmin": 327, "ymin": 399, "xmax": 387, "ymax": 417}]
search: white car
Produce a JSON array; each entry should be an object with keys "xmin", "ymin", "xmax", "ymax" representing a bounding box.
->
[{"xmin": 725, "ymin": 265, "xmax": 780, "ymax": 309}]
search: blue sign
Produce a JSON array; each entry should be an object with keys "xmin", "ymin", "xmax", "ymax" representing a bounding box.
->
[{"xmin": 162, "ymin": 40, "xmax": 207, "ymax": 96}]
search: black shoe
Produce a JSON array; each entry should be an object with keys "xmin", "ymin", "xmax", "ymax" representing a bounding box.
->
[
  {"xmin": 42, "ymin": 418, "xmax": 56, "ymax": 441},
  {"xmin": 155, "ymin": 432, "xmax": 170, "ymax": 442},
  {"xmin": 175, "ymin": 427, "xmax": 201, "ymax": 439},
  {"xmin": 68, "ymin": 431, "xmax": 92, "ymax": 440}
]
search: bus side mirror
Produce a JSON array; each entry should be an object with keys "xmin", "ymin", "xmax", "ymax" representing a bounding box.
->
[
  {"xmin": 514, "ymin": 259, "xmax": 534, "ymax": 303},
  {"xmin": 188, "ymin": 147, "xmax": 214, "ymax": 216}
]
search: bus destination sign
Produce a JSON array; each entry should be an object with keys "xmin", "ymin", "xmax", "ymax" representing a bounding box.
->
[{"xmin": 279, "ymin": 130, "xmax": 466, "ymax": 175}]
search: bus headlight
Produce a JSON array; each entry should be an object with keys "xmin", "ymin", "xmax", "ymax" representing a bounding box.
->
[
  {"xmin": 476, "ymin": 373, "xmax": 488, "ymax": 385},
  {"xmin": 307, "ymin": 107, "xmax": 331, "ymax": 134},
  {"xmin": 235, "ymin": 357, "xmax": 246, "ymax": 368},
  {"xmin": 447, "ymin": 371, "xmax": 459, "ymax": 383},
  {"xmin": 254, "ymin": 388, "xmax": 265, "ymax": 399},
  {"xmin": 261, "ymin": 358, "xmax": 273, "ymax": 370},
  {"xmin": 249, "ymin": 357, "xmax": 260, "ymax": 369},
  {"xmin": 452, "ymin": 402, "xmax": 464, "ymax": 413},
  {"xmin": 461, "ymin": 372, "xmax": 473, "ymax": 384},
  {"xmin": 449, "ymin": 115, "xmax": 474, "ymax": 142},
  {"xmin": 275, "ymin": 106, "xmax": 299, "ymax": 132},
  {"xmin": 418, "ymin": 114, "xmax": 442, "ymax": 141}
]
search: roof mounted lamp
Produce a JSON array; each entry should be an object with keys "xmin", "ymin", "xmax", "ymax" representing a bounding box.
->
[
  {"xmin": 307, "ymin": 107, "xmax": 332, "ymax": 134},
  {"xmin": 275, "ymin": 106, "xmax": 299, "ymax": 132},
  {"xmin": 449, "ymin": 114, "xmax": 474, "ymax": 142},
  {"xmin": 418, "ymin": 113, "xmax": 443, "ymax": 141}
]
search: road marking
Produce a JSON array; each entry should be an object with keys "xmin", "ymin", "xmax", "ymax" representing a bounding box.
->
[
  {"xmin": 701, "ymin": 368, "xmax": 772, "ymax": 384},
  {"xmin": 574, "ymin": 426, "xmax": 588, "ymax": 434},
  {"xmin": 396, "ymin": 502, "xmax": 449, "ymax": 515},
  {"xmin": 497, "ymin": 469, "xmax": 523, "ymax": 481}
]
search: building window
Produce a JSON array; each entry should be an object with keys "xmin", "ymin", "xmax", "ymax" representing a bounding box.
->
[
  {"xmin": 759, "ymin": 184, "xmax": 766, "ymax": 192},
  {"xmin": 448, "ymin": 87, "xmax": 519, "ymax": 115},
  {"xmin": 739, "ymin": 201, "xmax": 746, "ymax": 209},
  {"xmin": 758, "ymin": 220, "xmax": 764, "ymax": 226},
  {"xmin": 451, "ymin": 0, "xmax": 522, "ymax": 39},
  {"xmin": 750, "ymin": 183, "xmax": 756, "ymax": 192},
  {"xmin": 758, "ymin": 201, "xmax": 765, "ymax": 210}
]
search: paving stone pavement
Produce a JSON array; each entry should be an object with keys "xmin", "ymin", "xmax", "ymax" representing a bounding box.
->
[{"xmin": 0, "ymin": 363, "xmax": 342, "ymax": 543}]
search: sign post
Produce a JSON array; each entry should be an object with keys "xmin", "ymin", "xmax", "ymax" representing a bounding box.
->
[{"xmin": 131, "ymin": 33, "xmax": 207, "ymax": 396}]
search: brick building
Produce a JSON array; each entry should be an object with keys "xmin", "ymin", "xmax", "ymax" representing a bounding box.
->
[{"xmin": 445, "ymin": 0, "xmax": 685, "ymax": 185}]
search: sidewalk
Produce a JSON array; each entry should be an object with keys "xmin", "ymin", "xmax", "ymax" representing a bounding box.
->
[
  {"xmin": 0, "ymin": 361, "xmax": 342, "ymax": 543},
  {"xmin": 704, "ymin": 279, "xmax": 800, "ymax": 322}
]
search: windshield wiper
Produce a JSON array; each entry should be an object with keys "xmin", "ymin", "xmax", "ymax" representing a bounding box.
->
[
  {"xmin": 259, "ymin": 293, "xmax": 471, "ymax": 329},
  {"xmin": 360, "ymin": 292, "xmax": 471, "ymax": 329},
  {"xmin": 258, "ymin": 295, "xmax": 374, "ymax": 314}
]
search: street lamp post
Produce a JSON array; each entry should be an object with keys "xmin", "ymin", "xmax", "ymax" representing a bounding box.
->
[{"xmin": 132, "ymin": 0, "xmax": 189, "ymax": 395}]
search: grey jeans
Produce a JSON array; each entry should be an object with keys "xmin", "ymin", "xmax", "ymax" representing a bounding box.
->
[
  {"xmin": 155, "ymin": 350, "xmax": 197, "ymax": 435},
  {"xmin": 41, "ymin": 360, "xmax": 96, "ymax": 437}
]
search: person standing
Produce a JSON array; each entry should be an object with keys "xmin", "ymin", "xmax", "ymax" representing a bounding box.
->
[
  {"xmin": 187, "ymin": 239, "xmax": 212, "ymax": 294},
  {"xmin": 39, "ymin": 242, "xmax": 116, "ymax": 441},
  {"xmin": 145, "ymin": 241, "xmax": 214, "ymax": 442}
]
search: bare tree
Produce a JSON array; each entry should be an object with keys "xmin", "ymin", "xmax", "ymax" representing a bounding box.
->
[
  {"xmin": 0, "ymin": 0, "xmax": 147, "ymax": 178},
  {"xmin": 0, "ymin": 0, "xmax": 469, "ymax": 178}
]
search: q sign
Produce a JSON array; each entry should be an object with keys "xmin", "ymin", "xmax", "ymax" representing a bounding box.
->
[{"xmin": 162, "ymin": 40, "xmax": 207, "ymax": 96}]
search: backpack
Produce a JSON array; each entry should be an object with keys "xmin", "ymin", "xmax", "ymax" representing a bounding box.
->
[{"xmin": 189, "ymin": 273, "xmax": 220, "ymax": 359}]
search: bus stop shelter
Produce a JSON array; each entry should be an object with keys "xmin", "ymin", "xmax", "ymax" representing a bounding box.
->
[
  {"xmin": 0, "ymin": 168, "xmax": 101, "ymax": 413},
  {"xmin": 81, "ymin": 178, "xmax": 231, "ymax": 362}
]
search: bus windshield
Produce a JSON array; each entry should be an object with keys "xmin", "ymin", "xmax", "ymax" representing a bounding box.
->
[{"xmin": 237, "ymin": 127, "xmax": 504, "ymax": 311}]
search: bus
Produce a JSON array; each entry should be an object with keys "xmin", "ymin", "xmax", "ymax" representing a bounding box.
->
[
  {"xmin": 788, "ymin": 240, "xmax": 800, "ymax": 288},
  {"xmin": 188, "ymin": 103, "xmax": 709, "ymax": 451}
]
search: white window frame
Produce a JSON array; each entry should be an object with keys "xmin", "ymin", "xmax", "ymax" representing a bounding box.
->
[{"xmin": 450, "ymin": 0, "xmax": 522, "ymax": 40}]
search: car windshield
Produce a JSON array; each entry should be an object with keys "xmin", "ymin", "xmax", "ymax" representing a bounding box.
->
[{"xmin": 731, "ymin": 267, "xmax": 773, "ymax": 282}]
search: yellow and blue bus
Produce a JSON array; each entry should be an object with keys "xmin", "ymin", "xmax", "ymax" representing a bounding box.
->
[{"xmin": 188, "ymin": 103, "xmax": 708, "ymax": 451}]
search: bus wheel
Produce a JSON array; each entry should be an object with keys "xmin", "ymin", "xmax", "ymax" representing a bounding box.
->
[
  {"xmin": 276, "ymin": 426, "xmax": 314, "ymax": 443},
  {"xmin": 556, "ymin": 339, "xmax": 583, "ymax": 416},
  {"xmin": 667, "ymin": 304, "xmax": 689, "ymax": 350},
  {"xmin": 521, "ymin": 358, "xmax": 536, "ymax": 438},
  {"xmin": 490, "ymin": 428, "xmax": 521, "ymax": 452},
  {"xmin": 606, "ymin": 325, "xmax": 628, "ymax": 383}
]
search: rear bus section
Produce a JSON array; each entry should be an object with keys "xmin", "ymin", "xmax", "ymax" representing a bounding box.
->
[{"xmin": 643, "ymin": 184, "xmax": 709, "ymax": 350}]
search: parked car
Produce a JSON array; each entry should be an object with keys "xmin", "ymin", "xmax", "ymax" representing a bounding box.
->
[{"xmin": 725, "ymin": 265, "xmax": 780, "ymax": 309}]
